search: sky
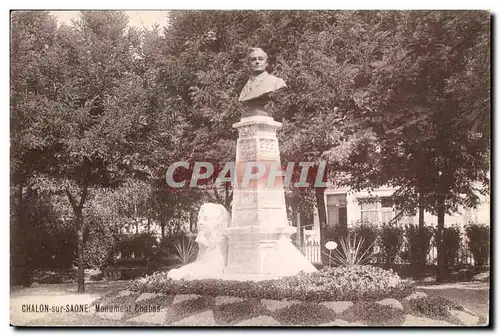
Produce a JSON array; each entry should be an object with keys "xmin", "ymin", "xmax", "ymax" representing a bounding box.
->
[{"xmin": 50, "ymin": 10, "xmax": 170, "ymax": 29}]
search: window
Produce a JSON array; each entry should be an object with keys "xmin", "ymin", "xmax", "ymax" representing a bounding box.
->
[
  {"xmin": 359, "ymin": 196, "xmax": 395, "ymax": 224},
  {"xmin": 381, "ymin": 197, "xmax": 393, "ymax": 208},
  {"xmin": 360, "ymin": 200, "xmax": 379, "ymax": 224},
  {"xmin": 380, "ymin": 197, "xmax": 394, "ymax": 223},
  {"xmin": 326, "ymin": 194, "xmax": 348, "ymax": 229},
  {"xmin": 397, "ymin": 212, "xmax": 417, "ymax": 225}
]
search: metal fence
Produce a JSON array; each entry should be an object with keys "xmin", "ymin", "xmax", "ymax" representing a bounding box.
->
[{"xmin": 295, "ymin": 241, "xmax": 322, "ymax": 264}]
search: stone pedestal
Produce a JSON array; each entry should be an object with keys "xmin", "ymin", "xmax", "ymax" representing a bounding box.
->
[{"xmin": 223, "ymin": 116, "xmax": 316, "ymax": 278}]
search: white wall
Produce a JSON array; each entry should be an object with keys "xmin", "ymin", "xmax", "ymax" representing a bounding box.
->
[{"xmin": 322, "ymin": 187, "xmax": 490, "ymax": 228}]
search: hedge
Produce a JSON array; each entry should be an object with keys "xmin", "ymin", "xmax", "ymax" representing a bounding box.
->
[{"xmin": 129, "ymin": 265, "xmax": 415, "ymax": 302}]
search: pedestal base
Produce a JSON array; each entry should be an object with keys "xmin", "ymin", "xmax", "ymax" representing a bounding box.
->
[
  {"xmin": 223, "ymin": 115, "xmax": 317, "ymax": 280},
  {"xmin": 223, "ymin": 226, "xmax": 317, "ymax": 279}
]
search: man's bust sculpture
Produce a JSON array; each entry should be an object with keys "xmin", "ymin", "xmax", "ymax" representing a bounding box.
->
[{"xmin": 239, "ymin": 48, "xmax": 286, "ymax": 118}]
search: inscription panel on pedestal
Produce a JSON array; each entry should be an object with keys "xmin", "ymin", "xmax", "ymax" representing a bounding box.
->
[
  {"xmin": 255, "ymin": 207, "xmax": 289, "ymax": 228},
  {"xmin": 257, "ymin": 138, "xmax": 280, "ymax": 161},
  {"xmin": 238, "ymin": 139, "xmax": 257, "ymax": 159},
  {"xmin": 257, "ymin": 189, "xmax": 286, "ymax": 208},
  {"xmin": 231, "ymin": 208, "xmax": 258, "ymax": 228},
  {"xmin": 239, "ymin": 126, "xmax": 257, "ymax": 138}
]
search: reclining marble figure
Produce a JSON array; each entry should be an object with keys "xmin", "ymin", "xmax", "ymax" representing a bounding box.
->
[{"xmin": 168, "ymin": 203, "xmax": 229, "ymax": 280}]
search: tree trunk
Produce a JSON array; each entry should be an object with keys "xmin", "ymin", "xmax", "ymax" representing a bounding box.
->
[
  {"xmin": 418, "ymin": 193, "xmax": 425, "ymax": 230},
  {"xmin": 416, "ymin": 192, "xmax": 425, "ymax": 277},
  {"xmin": 225, "ymin": 189, "xmax": 233, "ymax": 212},
  {"xmin": 161, "ymin": 223, "xmax": 165, "ymax": 239},
  {"xmin": 315, "ymin": 187, "xmax": 328, "ymax": 265},
  {"xmin": 75, "ymin": 207, "xmax": 85, "ymax": 293},
  {"xmin": 15, "ymin": 182, "xmax": 32, "ymax": 287},
  {"xmin": 436, "ymin": 194, "xmax": 446, "ymax": 283},
  {"xmin": 66, "ymin": 186, "xmax": 88, "ymax": 293}
]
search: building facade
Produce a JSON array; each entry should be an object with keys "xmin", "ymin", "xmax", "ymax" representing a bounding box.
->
[{"xmin": 299, "ymin": 185, "xmax": 490, "ymax": 244}]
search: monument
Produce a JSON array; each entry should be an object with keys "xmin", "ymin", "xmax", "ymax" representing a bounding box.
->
[
  {"xmin": 223, "ymin": 48, "xmax": 316, "ymax": 279},
  {"xmin": 168, "ymin": 48, "xmax": 316, "ymax": 281}
]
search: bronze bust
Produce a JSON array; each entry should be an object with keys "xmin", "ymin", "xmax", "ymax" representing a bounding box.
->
[{"xmin": 239, "ymin": 48, "xmax": 286, "ymax": 118}]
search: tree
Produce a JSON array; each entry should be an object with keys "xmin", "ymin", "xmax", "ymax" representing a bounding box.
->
[
  {"xmin": 10, "ymin": 11, "xmax": 61, "ymax": 285},
  {"xmin": 161, "ymin": 11, "xmax": 383, "ymax": 263},
  {"xmin": 322, "ymin": 11, "xmax": 490, "ymax": 280},
  {"xmin": 11, "ymin": 11, "xmax": 177, "ymax": 292},
  {"xmin": 163, "ymin": 12, "xmax": 489, "ymax": 275}
]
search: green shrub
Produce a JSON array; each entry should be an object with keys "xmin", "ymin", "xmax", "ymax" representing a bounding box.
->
[
  {"xmin": 402, "ymin": 224, "xmax": 434, "ymax": 275},
  {"xmin": 165, "ymin": 296, "xmax": 213, "ymax": 323},
  {"xmin": 172, "ymin": 236, "xmax": 197, "ymax": 266},
  {"xmin": 405, "ymin": 296, "xmax": 463, "ymax": 319},
  {"xmin": 351, "ymin": 219, "xmax": 378, "ymax": 253},
  {"xmin": 158, "ymin": 232, "xmax": 198, "ymax": 261},
  {"xmin": 272, "ymin": 302, "xmax": 336, "ymax": 325},
  {"xmin": 379, "ymin": 223, "xmax": 403, "ymax": 268},
  {"xmin": 323, "ymin": 226, "xmax": 348, "ymax": 246},
  {"xmin": 442, "ymin": 226, "xmax": 462, "ymax": 268},
  {"xmin": 118, "ymin": 233, "xmax": 158, "ymax": 259},
  {"xmin": 90, "ymin": 271, "xmax": 104, "ymax": 281},
  {"xmin": 214, "ymin": 299, "xmax": 265, "ymax": 325},
  {"xmin": 465, "ymin": 222, "xmax": 490, "ymax": 269},
  {"xmin": 341, "ymin": 301, "xmax": 405, "ymax": 325},
  {"xmin": 129, "ymin": 265, "xmax": 415, "ymax": 302}
]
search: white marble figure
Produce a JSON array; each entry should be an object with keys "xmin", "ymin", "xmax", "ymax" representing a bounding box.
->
[{"xmin": 168, "ymin": 203, "xmax": 229, "ymax": 280}]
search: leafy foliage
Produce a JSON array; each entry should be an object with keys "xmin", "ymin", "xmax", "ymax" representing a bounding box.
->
[
  {"xmin": 172, "ymin": 236, "xmax": 198, "ymax": 266},
  {"xmin": 442, "ymin": 226, "xmax": 462, "ymax": 268},
  {"xmin": 272, "ymin": 302, "xmax": 336, "ymax": 325},
  {"xmin": 351, "ymin": 219, "xmax": 378, "ymax": 254},
  {"xmin": 402, "ymin": 224, "xmax": 435, "ymax": 272},
  {"xmin": 378, "ymin": 223, "xmax": 404, "ymax": 268},
  {"xmin": 11, "ymin": 10, "xmax": 490, "ymax": 291},
  {"xmin": 165, "ymin": 296, "xmax": 214, "ymax": 323},
  {"xmin": 213, "ymin": 299, "xmax": 266, "ymax": 325},
  {"xmin": 117, "ymin": 233, "xmax": 158, "ymax": 259},
  {"xmin": 329, "ymin": 234, "xmax": 375, "ymax": 266},
  {"xmin": 130, "ymin": 265, "xmax": 415, "ymax": 302},
  {"xmin": 465, "ymin": 222, "xmax": 490, "ymax": 269},
  {"xmin": 341, "ymin": 301, "xmax": 405, "ymax": 326}
]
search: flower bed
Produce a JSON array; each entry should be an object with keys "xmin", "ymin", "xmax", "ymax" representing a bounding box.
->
[
  {"xmin": 89, "ymin": 289, "xmax": 479, "ymax": 326},
  {"xmin": 271, "ymin": 302, "xmax": 339, "ymax": 325},
  {"xmin": 129, "ymin": 265, "xmax": 415, "ymax": 302},
  {"xmin": 341, "ymin": 301, "xmax": 405, "ymax": 326}
]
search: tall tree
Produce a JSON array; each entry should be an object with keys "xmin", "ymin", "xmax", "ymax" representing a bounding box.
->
[
  {"xmin": 10, "ymin": 11, "xmax": 60, "ymax": 285},
  {"xmin": 322, "ymin": 11, "xmax": 490, "ymax": 280},
  {"xmin": 12, "ymin": 11, "xmax": 176, "ymax": 292}
]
